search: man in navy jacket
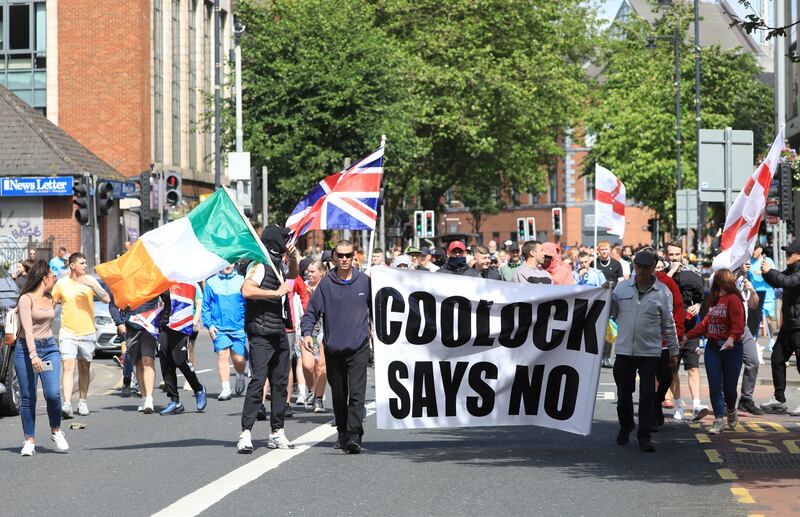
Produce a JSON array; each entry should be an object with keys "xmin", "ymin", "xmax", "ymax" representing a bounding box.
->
[{"xmin": 301, "ymin": 240, "xmax": 371, "ymax": 453}]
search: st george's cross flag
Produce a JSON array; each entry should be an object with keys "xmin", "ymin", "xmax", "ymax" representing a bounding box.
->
[
  {"xmin": 713, "ymin": 127, "xmax": 785, "ymax": 271},
  {"xmin": 595, "ymin": 164, "xmax": 626, "ymax": 237},
  {"xmin": 285, "ymin": 146, "xmax": 384, "ymax": 238}
]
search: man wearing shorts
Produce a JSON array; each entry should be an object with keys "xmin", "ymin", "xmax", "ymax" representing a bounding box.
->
[
  {"xmin": 51, "ymin": 253, "xmax": 109, "ymax": 418},
  {"xmin": 203, "ymin": 265, "xmax": 247, "ymax": 401}
]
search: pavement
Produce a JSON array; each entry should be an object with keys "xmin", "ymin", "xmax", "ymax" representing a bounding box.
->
[{"xmin": 1, "ymin": 333, "xmax": 800, "ymax": 516}]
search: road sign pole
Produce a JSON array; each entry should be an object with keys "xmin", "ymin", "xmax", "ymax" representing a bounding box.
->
[{"xmin": 724, "ymin": 127, "xmax": 733, "ymax": 217}]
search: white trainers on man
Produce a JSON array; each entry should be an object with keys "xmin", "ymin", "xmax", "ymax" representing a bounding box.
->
[
  {"xmin": 237, "ymin": 430, "xmax": 254, "ymax": 454},
  {"xmin": 51, "ymin": 430, "xmax": 69, "ymax": 453},
  {"xmin": 77, "ymin": 400, "xmax": 90, "ymax": 416},
  {"xmin": 673, "ymin": 401, "xmax": 685, "ymax": 422},
  {"xmin": 268, "ymin": 428, "xmax": 295, "ymax": 449},
  {"xmin": 20, "ymin": 441, "xmax": 35, "ymax": 457}
]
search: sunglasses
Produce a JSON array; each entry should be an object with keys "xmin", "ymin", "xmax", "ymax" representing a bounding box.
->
[{"xmin": 335, "ymin": 252, "xmax": 354, "ymax": 259}]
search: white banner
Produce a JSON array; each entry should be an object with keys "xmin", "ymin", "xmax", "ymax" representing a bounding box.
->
[{"xmin": 372, "ymin": 267, "xmax": 611, "ymax": 435}]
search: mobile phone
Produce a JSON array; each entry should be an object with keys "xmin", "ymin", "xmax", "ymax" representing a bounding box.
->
[{"xmin": 41, "ymin": 360, "xmax": 53, "ymax": 372}]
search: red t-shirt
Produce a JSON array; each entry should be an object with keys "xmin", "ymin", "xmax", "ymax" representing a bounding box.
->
[{"xmin": 685, "ymin": 293, "xmax": 745, "ymax": 342}]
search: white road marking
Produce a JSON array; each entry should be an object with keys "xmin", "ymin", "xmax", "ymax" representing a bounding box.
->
[
  {"xmin": 598, "ymin": 382, "xmax": 616, "ymax": 386},
  {"xmin": 153, "ymin": 402, "xmax": 377, "ymax": 517},
  {"xmin": 596, "ymin": 391, "xmax": 615, "ymax": 400}
]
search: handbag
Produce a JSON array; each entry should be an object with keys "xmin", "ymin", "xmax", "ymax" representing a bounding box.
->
[{"xmin": 3, "ymin": 306, "xmax": 19, "ymax": 345}]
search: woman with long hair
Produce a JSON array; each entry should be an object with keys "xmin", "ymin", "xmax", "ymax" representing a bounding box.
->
[
  {"xmin": 684, "ymin": 268, "xmax": 746, "ymax": 435},
  {"xmin": 299, "ymin": 261, "xmax": 328, "ymax": 413},
  {"xmin": 15, "ymin": 259, "xmax": 68, "ymax": 455}
]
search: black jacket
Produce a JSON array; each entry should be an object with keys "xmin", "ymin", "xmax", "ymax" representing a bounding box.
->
[
  {"xmin": 765, "ymin": 263, "xmax": 800, "ymax": 329},
  {"xmin": 437, "ymin": 261, "xmax": 480, "ymax": 277},
  {"xmin": 479, "ymin": 267, "xmax": 503, "ymax": 281}
]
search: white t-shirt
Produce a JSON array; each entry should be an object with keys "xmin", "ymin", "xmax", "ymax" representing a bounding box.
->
[{"xmin": 245, "ymin": 262, "xmax": 266, "ymax": 285}]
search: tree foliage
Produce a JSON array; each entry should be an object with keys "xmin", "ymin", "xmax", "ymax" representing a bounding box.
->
[
  {"xmin": 237, "ymin": 0, "xmax": 599, "ymax": 225},
  {"xmin": 586, "ymin": 10, "xmax": 773, "ymax": 225}
]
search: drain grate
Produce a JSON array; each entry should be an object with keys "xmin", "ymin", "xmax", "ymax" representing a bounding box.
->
[{"xmin": 728, "ymin": 453, "xmax": 800, "ymax": 472}]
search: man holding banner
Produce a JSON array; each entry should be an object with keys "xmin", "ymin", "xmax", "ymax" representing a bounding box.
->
[{"xmin": 611, "ymin": 249, "xmax": 679, "ymax": 452}]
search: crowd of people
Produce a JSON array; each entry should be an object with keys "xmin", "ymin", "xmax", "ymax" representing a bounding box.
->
[{"xmin": 7, "ymin": 227, "xmax": 800, "ymax": 457}]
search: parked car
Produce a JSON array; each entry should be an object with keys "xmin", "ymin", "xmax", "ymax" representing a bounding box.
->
[
  {"xmin": 0, "ymin": 267, "xmax": 20, "ymax": 416},
  {"xmin": 51, "ymin": 275, "xmax": 122, "ymax": 357}
]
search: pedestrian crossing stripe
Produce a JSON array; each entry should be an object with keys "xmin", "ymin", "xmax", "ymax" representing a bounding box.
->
[
  {"xmin": 730, "ymin": 488, "xmax": 755, "ymax": 504},
  {"xmin": 704, "ymin": 449, "xmax": 722, "ymax": 463}
]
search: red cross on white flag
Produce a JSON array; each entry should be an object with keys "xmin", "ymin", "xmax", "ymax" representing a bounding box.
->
[{"xmin": 595, "ymin": 164, "xmax": 626, "ymax": 237}]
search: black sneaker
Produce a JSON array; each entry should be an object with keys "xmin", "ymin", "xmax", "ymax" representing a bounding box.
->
[
  {"xmin": 256, "ymin": 404, "xmax": 268, "ymax": 421},
  {"xmin": 345, "ymin": 434, "xmax": 362, "ymax": 454},
  {"xmin": 639, "ymin": 438, "xmax": 655, "ymax": 452},
  {"xmin": 121, "ymin": 384, "xmax": 132, "ymax": 398},
  {"xmin": 738, "ymin": 398, "xmax": 764, "ymax": 415},
  {"xmin": 285, "ymin": 404, "xmax": 294, "ymax": 418},
  {"xmin": 616, "ymin": 429, "xmax": 630, "ymax": 446},
  {"xmin": 334, "ymin": 432, "xmax": 348, "ymax": 449}
]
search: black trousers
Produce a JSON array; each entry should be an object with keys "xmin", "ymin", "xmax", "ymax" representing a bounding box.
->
[
  {"xmin": 613, "ymin": 354, "xmax": 660, "ymax": 440},
  {"xmin": 158, "ymin": 327, "xmax": 202, "ymax": 402},
  {"xmin": 326, "ymin": 342, "xmax": 369, "ymax": 438},
  {"xmin": 241, "ymin": 333, "xmax": 290, "ymax": 432},
  {"xmin": 654, "ymin": 349, "xmax": 673, "ymax": 422},
  {"xmin": 771, "ymin": 326, "xmax": 800, "ymax": 402},
  {"xmin": 747, "ymin": 292, "xmax": 766, "ymax": 337}
]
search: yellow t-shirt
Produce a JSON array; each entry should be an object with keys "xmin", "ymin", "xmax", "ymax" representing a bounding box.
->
[{"xmin": 51, "ymin": 277, "xmax": 96, "ymax": 337}]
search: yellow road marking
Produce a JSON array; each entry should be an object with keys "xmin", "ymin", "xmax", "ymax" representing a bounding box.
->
[
  {"xmin": 749, "ymin": 421, "xmax": 789, "ymax": 433},
  {"xmin": 731, "ymin": 488, "xmax": 755, "ymax": 504},
  {"xmin": 696, "ymin": 433, "xmax": 711, "ymax": 443},
  {"xmin": 748, "ymin": 514, "xmax": 765, "ymax": 517},
  {"xmin": 689, "ymin": 423, "xmax": 701, "ymax": 429},
  {"xmin": 717, "ymin": 468, "xmax": 738, "ymax": 480},
  {"xmin": 705, "ymin": 449, "xmax": 722, "ymax": 463}
]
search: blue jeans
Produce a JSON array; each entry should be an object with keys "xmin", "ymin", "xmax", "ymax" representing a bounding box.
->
[
  {"xmin": 703, "ymin": 339, "xmax": 744, "ymax": 418},
  {"xmin": 122, "ymin": 350, "xmax": 133, "ymax": 384},
  {"xmin": 14, "ymin": 337, "xmax": 62, "ymax": 437}
]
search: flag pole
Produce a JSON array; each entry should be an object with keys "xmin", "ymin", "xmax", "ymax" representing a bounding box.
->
[
  {"xmin": 593, "ymin": 164, "xmax": 599, "ymax": 265},
  {"xmin": 366, "ymin": 134, "xmax": 386, "ymax": 273}
]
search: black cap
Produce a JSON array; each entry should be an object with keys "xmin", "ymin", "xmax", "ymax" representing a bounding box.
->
[
  {"xmin": 781, "ymin": 239, "xmax": 800, "ymax": 255},
  {"xmin": 508, "ymin": 244, "xmax": 520, "ymax": 253},
  {"xmin": 633, "ymin": 249, "xmax": 657, "ymax": 267}
]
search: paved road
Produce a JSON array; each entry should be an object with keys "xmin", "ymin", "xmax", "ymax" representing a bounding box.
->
[{"xmin": 1, "ymin": 333, "xmax": 799, "ymax": 516}]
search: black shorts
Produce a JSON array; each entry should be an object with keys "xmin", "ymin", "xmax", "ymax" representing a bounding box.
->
[
  {"xmin": 674, "ymin": 339, "xmax": 701, "ymax": 371},
  {"xmin": 190, "ymin": 330, "xmax": 199, "ymax": 342},
  {"xmin": 126, "ymin": 328, "xmax": 158, "ymax": 362}
]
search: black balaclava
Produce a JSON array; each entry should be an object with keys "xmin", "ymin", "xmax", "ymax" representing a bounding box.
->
[{"xmin": 260, "ymin": 224, "xmax": 290, "ymax": 264}]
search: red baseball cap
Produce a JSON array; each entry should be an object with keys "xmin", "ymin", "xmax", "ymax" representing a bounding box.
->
[{"xmin": 447, "ymin": 241, "xmax": 466, "ymax": 253}]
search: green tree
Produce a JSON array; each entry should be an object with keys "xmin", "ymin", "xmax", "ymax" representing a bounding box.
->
[
  {"xmin": 586, "ymin": 12, "xmax": 773, "ymax": 225},
  {"xmin": 238, "ymin": 0, "xmax": 423, "ymax": 223},
  {"xmin": 372, "ymin": 0, "xmax": 599, "ymax": 213}
]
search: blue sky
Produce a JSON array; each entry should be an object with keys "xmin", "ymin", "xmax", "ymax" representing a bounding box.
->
[{"xmin": 597, "ymin": 0, "xmax": 754, "ymax": 22}]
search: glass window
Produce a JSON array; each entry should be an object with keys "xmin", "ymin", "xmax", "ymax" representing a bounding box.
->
[
  {"xmin": 34, "ymin": 2, "xmax": 45, "ymax": 52},
  {"xmin": 0, "ymin": 8, "xmax": 4, "ymax": 51},
  {"xmin": 7, "ymin": 70, "xmax": 32, "ymax": 90},
  {"xmin": 188, "ymin": 0, "xmax": 197, "ymax": 169},
  {"xmin": 548, "ymin": 168, "xmax": 558, "ymax": 204},
  {"xmin": 9, "ymin": 4, "xmax": 31, "ymax": 51},
  {"xmin": 171, "ymin": 0, "xmax": 181, "ymax": 166}
]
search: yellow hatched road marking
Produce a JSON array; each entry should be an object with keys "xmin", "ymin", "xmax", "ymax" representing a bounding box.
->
[
  {"xmin": 748, "ymin": 514, "xmax": 765, "ymax": 517},
  {"xmin": 696, "ymin": 433, "xmax": 711, "ymax": 443},
  {"xmin": 731, "ymin": 488, "xmax": 755, "ymax": 504},
  {"xmin": 689, "ymin": 423, "xmax": 701, "ymax": 429},
  {"xmin": 717, "ymin": 468, "xmax": 738, "ymax": 480},
  {"xmin": 705, "ymin": 449, "xmax": 722, "ymax": 463}
]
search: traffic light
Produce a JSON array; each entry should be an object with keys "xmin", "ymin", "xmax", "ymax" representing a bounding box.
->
[
  {"xmin": 551, "ymin": 207, "xmax": 562, "ymax": 235},
  {"xmin": 424, "ymin": 210, "xmax": 435, "ymax": 238},
  {"xmin": 646, "ymin": 218, "xmax": 657, "ymax": 234},
  {"xmin": 526, "ymin": 217, "xmax": 536, "ymax": 240},
  {"xmin": 129, "ymin": 172, "xmax": 154, "ymax": 230},
  {"xmin": 517, "ymin": 217, "xmax": 526, "ymax": 242},
  {"xmin": 414, "ymin": 210, "xmax": 424, "ymax": 238},
  {"xmin": 96, "ymin": 181, "xmax": 114, "ymax": 217},
  {"xmin": 73, "ymin": 177, "xmax": 90, "ymax": 226},
  {"xmin": 766, "ymin": 162, "xmax": 793, "ymax": 221},
  {"xmin": 165, "ymin": 171, "xmax": 182, "ymax": 206}
]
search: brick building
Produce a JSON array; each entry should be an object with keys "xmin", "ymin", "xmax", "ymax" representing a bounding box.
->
[{"xmin": 0, "ymin": 0, "xmax": 233, "ymax": 260}]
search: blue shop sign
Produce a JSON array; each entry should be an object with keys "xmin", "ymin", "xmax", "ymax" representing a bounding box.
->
[
  {"xmin": 107, "ymin": 180, "xmax": 137, "ymax": 198},
  {"xmin": 0, "ymin": 176, "xmax": 74, "ymax": 197}
]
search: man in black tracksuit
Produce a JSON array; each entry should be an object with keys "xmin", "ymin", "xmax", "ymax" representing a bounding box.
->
[
  {"xmin": 760, "ymin": 239, "xmax": 800, "ymax": 415},
  {"xmin": 301, "ymin": 239, "xmax": 372, "ymax": 454},
  {"xmin": 237, "ymin": 225, "xmax": 300, "ymax": 453}
]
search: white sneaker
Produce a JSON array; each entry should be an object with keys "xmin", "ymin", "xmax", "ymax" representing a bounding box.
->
[
  {"xmin": 77, "ymin": 401, "xmax": 90, "ymax": 416},
  {"xmin": 708, "ymin": 418, "xmax": 725, "ymax": 435},
  {"xmin": 140, "ymin": 398, "xmax": 154, "ymax": 414},
  {"xmin": 218, "ymin": 388, "xmax": 232, "ymax": 401},
  {"xmin": 234, "ymin": 374, "xmax": 246, "ymax": 396},
  {"xmin": 20, "ymin": 441, "xmax": 35, "ymax": 456},
  {"xmin": 790, "ymin": 405, "xmax": 800, "ymax": 417},
  {"xmin": 673, "ymin": 401, "xmax": 684, "ymax": 422},
  {"xmin": 61, "ymin": 401, "xmax": 74, "ymax": 419},
  {"xmin": 237, "ymin": 430, "xmax": 253, "ymax": 454},
  {"xmin": 692, "ymin": 405, "xmax": 710, "ymax": 421},
  {"xmin": 51, "ymin": 430, "xmax": 69, "ymax": 453},
  {"xmin": 268, "ymin": 428, "xmax": 295, "ymax": 449}
]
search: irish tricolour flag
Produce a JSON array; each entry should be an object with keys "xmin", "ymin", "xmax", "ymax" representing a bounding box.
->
[{"xmin": 97, "ymin": 188, "xmax": 268, "ymax": 309}]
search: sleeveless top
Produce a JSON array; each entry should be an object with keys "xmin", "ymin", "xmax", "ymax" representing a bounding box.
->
[{"xmin": 19, "ymin": 294, "xmax": 55, "ymax": 339}]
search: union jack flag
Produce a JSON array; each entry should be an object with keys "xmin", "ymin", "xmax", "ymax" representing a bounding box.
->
[
  {"xmin": 168, "ymin": 283, "xmax": 197, "ymax": 335},
  {"xmin": 286, "ymin": 146, "xmax": 384, "ymax": 238},
  {"xmin": 130, "ymin": 299, "xmax": 164, "ymax": 338}
]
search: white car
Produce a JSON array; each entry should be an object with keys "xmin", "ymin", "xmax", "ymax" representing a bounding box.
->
[{"xmin": 52, "ymin": 277, "xmax": 123, "ymax": 356}]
